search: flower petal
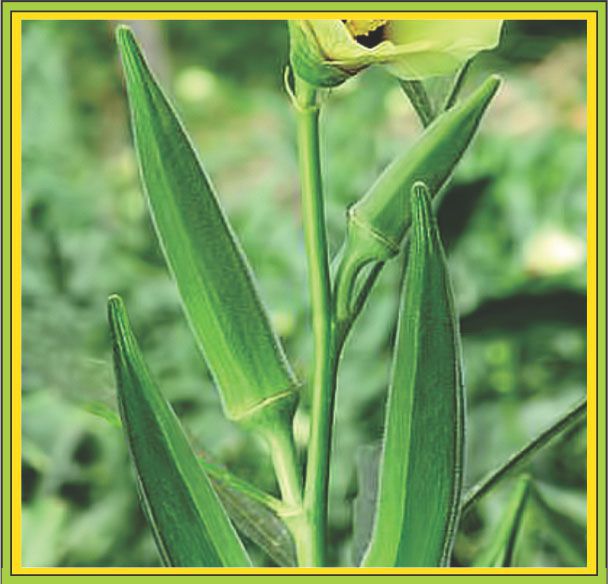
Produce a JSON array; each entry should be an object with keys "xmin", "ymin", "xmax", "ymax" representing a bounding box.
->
[
  {"xmin": 383, "ymin": 20, "xmax": 503, "ymax": 79},
  {"xmin": 288, "ymin": 19, "xmax": 504, "ymax": 87}
]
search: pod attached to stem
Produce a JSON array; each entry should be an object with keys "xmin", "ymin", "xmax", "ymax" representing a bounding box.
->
[
  {"xmin": 116, "ymin": 26, "xmax": 299, "ymax": 430},
  {"xmin": 362, "ymin": 183, "xmax": 465, "ymax": 567},
  {"xmin": 335, "ymin": 75, "xmax": 501, "ymax": 322}
]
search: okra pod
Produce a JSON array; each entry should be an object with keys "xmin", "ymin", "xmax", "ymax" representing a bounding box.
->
[
  {"xmin": 335, "ymin": 75, "xmax": 500, "ymax": 321},
  {"xmin": 108, "ymin": 295, "xmax": 251, "ymax": 567},
  {"xmin": 116, "ymin": 27, "xmax": 298, "ymax": 427},
  {"xmin": 362, "ymin": 183, "xmax": 465, "ymax": 567}
]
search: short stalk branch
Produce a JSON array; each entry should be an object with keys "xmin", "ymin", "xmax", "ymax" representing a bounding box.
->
[{"xmin": 264, "ymin": 424, "xmax": 302, "ymax": 510}]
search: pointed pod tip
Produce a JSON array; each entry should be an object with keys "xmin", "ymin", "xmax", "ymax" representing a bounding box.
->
[
  {"xmin": 115, "ymin": 24, "xmax": 134, "ymax": 47},
  {"xmin": 476, "ymin": 74, "xmax": 502, "ymax": 104},
  {"xmin": 410, "ymin": 181, "xmax": 437, "ymax": 246},
  {"xmin": 489, "ymin": 73, "xmax": 503, "ymax": 85},
  {"xmin": 411, "ymin": 180, "xmax": 430, "ymax": 199},
  {"xmin": 410, "ymin": 181, "xmax": 432, "ymax": 212},
  {"xmin": 485, "ymin": 73, "xmax": 502, "ymax": 95},
  {"xmin": 108, "ymin": 294, "xmax": 124, "ymax": 312},
  {"xmin": 455, "ymin": 73, "xmax": 502, "ymax": 118},
  {"xmin": 115, "ymin": 25, "xmax": 143, "ymax": 72},
  {"xmin": 107, "ymin": 296, "xmax": 140, "ymax": 374},
  {"xmin": 107, "ymin": 295, "xmax": 128, "ymax": 333}
]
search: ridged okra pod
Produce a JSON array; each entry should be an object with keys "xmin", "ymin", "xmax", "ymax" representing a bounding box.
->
[
  {"xmin": 116, "ymin": 27, "xmax": 298, "ymax": 428},
  {"xmin": 362, "ymin": 183, "xmax": 465, "ymax": 567},
  {"xmin": 108, "ymin": 295, "xmax": 251, "ymax": 567},
  {"xmin": 335, "ymin": 75, "xmax": 501, "ymax": 321}
]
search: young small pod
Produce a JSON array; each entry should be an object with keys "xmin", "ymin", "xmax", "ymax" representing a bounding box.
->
[
  {"xmin": 362, "ymin": 182, "xmax": 465, "ymax": 567},
  {"xmin": 116, "ymin": 27, "xmax": 298, "ymax": 429},
  {"xmin": 335, "ymin": 75, "xmax": 500, "ymax": 321}
]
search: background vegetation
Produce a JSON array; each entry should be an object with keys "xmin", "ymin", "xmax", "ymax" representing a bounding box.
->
[{"xmin": 21, "ymin": 19, "xmax": 587, "ymax": 567}]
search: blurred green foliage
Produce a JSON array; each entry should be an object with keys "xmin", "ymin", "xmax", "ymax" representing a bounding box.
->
[{"xmin": 22, "ymin": 19, "xmax": 587, "ymax": 567}]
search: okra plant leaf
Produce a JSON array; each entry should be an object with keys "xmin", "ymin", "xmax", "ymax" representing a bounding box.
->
[
  {"xmin": 532, "ymin": 483, "xmax": 586, "ymax": 566},
  {"xmin": 211, "ymin": 480, "xmax": 297, "ymax": 567},
  {"xmin": 116, "ymin": 26, "xmax": 298, "ymax": 426},
  {"xmin": 351, "ymin": 442, "xmax": 382, "ymax": 566},
  {"xmin": 196, "ymin": 455, "xmax": 297, "ymax": 566},
  {"xmin": 362, "ymin": 183, "xmax": 465, "ymax": 567},
  {"xmin": 473, "ymin": 475, "xmax": 531, "ymax": 567},
  {"xmin": 108, "ymin": 295, "xmax": 251, "ymax": 567}
]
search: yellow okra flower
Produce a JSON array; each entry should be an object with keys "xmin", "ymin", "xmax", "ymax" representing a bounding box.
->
[{"xmin": 288, "ymin": 19, "xmax": 504, "ymax": 87}]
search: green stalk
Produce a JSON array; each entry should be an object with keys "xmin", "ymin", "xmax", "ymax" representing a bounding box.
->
[
  {"xmin": 462, "ymin": 398, "xmax": 587, "ymax": 515},
  {"xmin": 398, "ymin": 79, "xmax": 435, "ymax": 127},
  {"xmin": 443, "ymin": 60, "xmax": 472, "ymax": 111},
  {"xmin": 262, "ymin": 423, "xmax": 314, "ymax": 566},
  {"xmin": 293, "ymin": 76, "xmax": 336, "ymax": 567},
  {"xmin": 263, "ymin": 424, "xmax": 303, "ymax": 510}
]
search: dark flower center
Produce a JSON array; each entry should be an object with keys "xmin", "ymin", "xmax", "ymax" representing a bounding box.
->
[{"xmin": 342, "ymin": 20, "xmax": 387, "ymax": 48}]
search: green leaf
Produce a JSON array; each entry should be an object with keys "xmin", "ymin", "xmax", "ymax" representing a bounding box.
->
[
  {"xmin": 108, "ymin": 295, "xmax": 251, "ymax": 567},
  {"xmin": 532, "ymin": 483, "xmax": 586, "ymax": 566},
  {"xmin": 212, "ymin": 478, "xmax": 297, "ymax": 567},
  {"xmin": 196, "ymin": 456, "xmax": 297, "ymax": 566},
  {"xmin": 22, "ymin": 497, "xmax": 69, "ymax": 567},
  {"xmin": 362, "ymin": 183, "xmax": 465, "ymax": 567},
  {"xmin": 115, "ymin": 26, "xmax": 298, "ymax": 426},
  {"xmin": 473, "ymin": 475, "xmax": 531, "ymax": 567},
  {"xmin": 351, "ymin": 442, "xmax": 382, "ymax": 566},
  {"xmin": 198, "ymin": 456, "xmax": 285, "ymax": 514}
]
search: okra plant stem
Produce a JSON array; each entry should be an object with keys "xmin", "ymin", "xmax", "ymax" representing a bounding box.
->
[
  {"xmin": 294, "ymin": 76, "xmax": 336, "ymax": 567},
  {"xmin": 262, "ymin": 422, "xmax": 316, "ymax": 566},
  {"xmin": 263, "ymin": 424, "xmax": 303, "ymax": 510},
  {"xmin": 398, "ymin": 79, "xmax": 434, "ymax": 127}
]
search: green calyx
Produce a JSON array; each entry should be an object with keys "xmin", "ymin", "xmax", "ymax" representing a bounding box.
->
[
  {"xmin": 287, "ymin": 19, "xmax": 503, "ymax": 88},
  {"xmin": 288, "ymin": 21, "xmax": 358, "ymax": 88}
]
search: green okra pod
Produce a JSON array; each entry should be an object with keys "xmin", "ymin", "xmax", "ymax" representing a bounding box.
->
[
  {"xmin": 108, "ymin": 295, "xmax": 251, "ymax": 567},
  {"xmin": 362, "ymin": 183, "xmax": 465, "ymax": 567},
  {"xmin": 116, "ymin": 27, "xmax": 298, "ymax": 427},
  {"xmin": 335, "ymin": 75, "xmax": 500, "ymax": 321}
]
